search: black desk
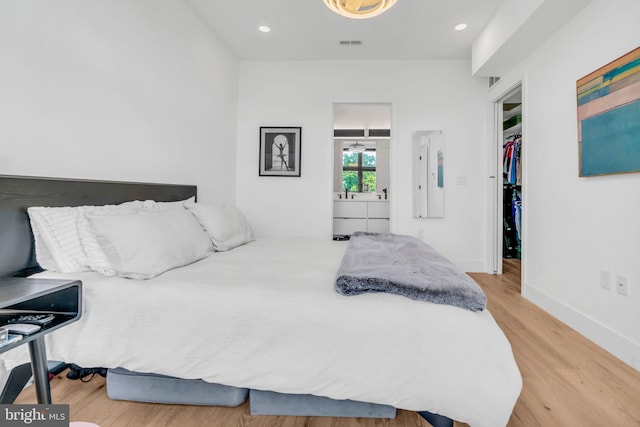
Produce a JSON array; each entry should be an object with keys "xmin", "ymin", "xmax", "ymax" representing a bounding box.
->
[{"xmin": 0, "ymin": 277, "xmax": 82, "ymax": 403}]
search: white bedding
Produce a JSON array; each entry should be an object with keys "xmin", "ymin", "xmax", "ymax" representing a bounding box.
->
[{"xmin": 34, "ymin": 238, "xmax": 521, "ymax": 427}]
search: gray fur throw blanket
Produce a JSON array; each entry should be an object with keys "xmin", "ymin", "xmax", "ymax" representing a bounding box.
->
[{"xmin": 335, "ymin": 232, "xmax": 487, "ymax": 312}]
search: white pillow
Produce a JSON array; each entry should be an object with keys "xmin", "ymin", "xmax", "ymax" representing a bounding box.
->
[
  {"xmin": 141, "ymin": 196, "xmax": 195, "ymax": 210},
  {"xmin": 28, "ymin": 206, "xmax": 87, "ymax": 272},
  {"xmin": 83, "ymin": 208, "xmax": 213, "ymax": 279},
  {"xmin": 186, "ymin": 202, "xmax": 255, "ymax": 251},
  {"xmin": 78, "ymin": 203, "xmax": 144, "ymax": 276},
  {"xmin": 77, "ymin": 197, "xmax": 193, "ymax": 275},
  {"xmin": 28, "ymin": 201, "xmax": 144, "ymax": 273}
]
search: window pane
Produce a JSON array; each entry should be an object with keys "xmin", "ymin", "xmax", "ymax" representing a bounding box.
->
[
  {"xmin": 362, "ymin": 171, "xmax": 376, "ymax": 192},
  {"xmin": 343, "ymin": 152, "xmax": 359, "ymax": 167},
  {"xmin": 362, "ymin": 152, "xmax": 377, "ymax": 167},
  {"xmin": 343, "ymin": 171, "xmax": 358, "ymax": 192}
]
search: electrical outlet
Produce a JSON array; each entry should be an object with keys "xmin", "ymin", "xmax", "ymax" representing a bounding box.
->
[
  {"xmin": 616, "ymin": 274, "xmax": 629, "ymax": 296},
  {"xmin": 600, "ymin": 270, "xmax": 612, "ymax": 290}
]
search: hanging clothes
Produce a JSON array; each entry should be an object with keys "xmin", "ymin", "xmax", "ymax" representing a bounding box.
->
[
  {"xmin": 502, "ymin": 185, "xmax": 522, "ymax": 259},
  {"xmin": 503, "ymin": 133, "xmax": 521, "ymax": 185},
  {"xmin": 512, "ymin": 192, "xmax": 522, "ymax": 245}
]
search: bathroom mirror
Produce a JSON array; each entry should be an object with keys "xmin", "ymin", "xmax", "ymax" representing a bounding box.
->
[{"xmin": 413, "ymin": 130, "xmax": 444, "ymax": 218}]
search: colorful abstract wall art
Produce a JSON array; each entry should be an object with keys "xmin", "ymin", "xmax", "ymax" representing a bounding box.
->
[{"xmin": 577, "ymin": 47, "xmax": 640, "ymax": 177}]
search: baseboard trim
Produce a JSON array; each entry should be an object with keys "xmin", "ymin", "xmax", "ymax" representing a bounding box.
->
[{"xmin": 523, "ymin": 282, "xmax": 640, "ymax": 371}]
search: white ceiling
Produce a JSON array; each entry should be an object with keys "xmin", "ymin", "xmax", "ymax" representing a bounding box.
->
[{"xmin": 185, "ymin": 0, "xmax": 505, "ymax": 61}]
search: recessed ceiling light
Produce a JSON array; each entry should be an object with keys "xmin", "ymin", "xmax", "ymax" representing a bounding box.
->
[
  {"xmin": 454, "ymin": 23, "xmax": 468, "ymax": 31},
  {"xmin": 258, "ymin": 25, "xmax": 271, "ymax": 33}
]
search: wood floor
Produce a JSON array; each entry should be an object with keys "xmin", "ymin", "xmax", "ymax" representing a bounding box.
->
[
  {"xmin": 16, "ymin": 268, "xmax": 640, "ymax": 427},
  {"xmin": 501, "ymin": 258, "xmax": 521, "ymax": 293}
]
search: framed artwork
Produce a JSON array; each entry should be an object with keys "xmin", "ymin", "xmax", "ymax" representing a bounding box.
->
[
  {"xmin": 259, "ymin": 127, "xmax": 302, "ymax": 177},
  {"xmin": 577, "ymin": 46, "xmax": 640, "ymax": 177}
]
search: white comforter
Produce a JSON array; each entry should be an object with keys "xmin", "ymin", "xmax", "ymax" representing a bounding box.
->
[{"xmin": 35, "ymin": 238, "xmax": 521, "ymax": 426}]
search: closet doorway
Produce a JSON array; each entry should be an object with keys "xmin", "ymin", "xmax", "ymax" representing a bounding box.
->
[{"xmin": 494, "ymin": 85, "xmax": 523, "ymax": 291}]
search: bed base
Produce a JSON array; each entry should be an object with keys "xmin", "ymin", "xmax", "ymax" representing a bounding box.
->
[
  {"xmin": 106, "ymin": 368, "xmax": 248, "ymax": 406},
  {"xmin": 249, "ymin": 389, "xmax": 396, "ymax": 418},
  {"xmin": 107, "ymin": 368, "xmax": 454, "ymax": 424}
]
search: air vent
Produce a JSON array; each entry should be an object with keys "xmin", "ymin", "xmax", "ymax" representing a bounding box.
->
[{"xmin": 338, "ymin": 40, "xmax": 363, "ymax": 46}]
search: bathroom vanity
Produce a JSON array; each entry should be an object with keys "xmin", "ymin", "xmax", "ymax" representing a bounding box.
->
[{"xmin": 333, "ymin": 199, "xmax": 390, "ymax": 237}]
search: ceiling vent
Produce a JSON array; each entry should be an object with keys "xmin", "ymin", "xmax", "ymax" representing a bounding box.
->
[{"xmin": 339, "ymin": 40, "xmax": 363, "ymax": 46}]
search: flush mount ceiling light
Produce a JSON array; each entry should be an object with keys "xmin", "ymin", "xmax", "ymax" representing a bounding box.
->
[
  {"xmin": 348, "ymin": 142, "xmax": 366, "ymax": 153},
  {"xmin": 324, "ymin": 0, "xmax": 398, "ymax": 19},
  {"xmin": 258, "ymin": 25, "xmax": 271, "ymax": 33},
  {"xmin": 454, "ymin": 23, "xmax": 468, "ymax": 31}
]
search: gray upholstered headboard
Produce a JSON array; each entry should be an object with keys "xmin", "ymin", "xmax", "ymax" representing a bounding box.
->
[{"xmin": 0, "ymin": 175, "xmax": 197, "ymax": 277}]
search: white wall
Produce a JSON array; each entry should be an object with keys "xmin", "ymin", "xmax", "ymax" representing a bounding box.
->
[
  {"xmin": 0, "ymin": 0, "xmax": 238, "ymax": 204},
  {"xmin": 237, "ymin": 60, "xmax": 489, "ymax": 271},
  {"xmin": 472, "ymin": 0, "xmax": 544, "ymax": 75},
  {"xmin": 472, "ymin": 0, "xmax": 593, "ymax": 77},
  {"xmin": 490, "ymin": 0, "xmax": 640, "ymax": 369},
  {"xmin": 0, "ymin": 0, "xmax": 239, "ymax": 386}
]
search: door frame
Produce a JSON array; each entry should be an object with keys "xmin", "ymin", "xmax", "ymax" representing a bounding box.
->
[
  {"xmin": 490, "ymin": 83, "xmax": 524, "ymax": 278},
  {"xmin": 329, "ymin": 100, "xmax": 397, "ymax": 234}
]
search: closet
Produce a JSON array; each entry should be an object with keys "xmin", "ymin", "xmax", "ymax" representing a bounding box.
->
[{"xmin": 502, "ymin": 92, "xmax": 522, "ymax": 260}]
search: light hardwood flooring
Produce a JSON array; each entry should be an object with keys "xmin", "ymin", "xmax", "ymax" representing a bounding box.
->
[
  {"xmin": 501, "ymin": 258, "xmax": 521, "ymax": 293},
  {"xmin": 16, "ymin": 269, "xmax": 640, "ymax": 427}
]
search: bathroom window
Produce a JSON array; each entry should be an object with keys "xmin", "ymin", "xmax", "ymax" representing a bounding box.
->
[{"xmin": 343, "ymin": 151, "xmax": 376, "ymax": 192}]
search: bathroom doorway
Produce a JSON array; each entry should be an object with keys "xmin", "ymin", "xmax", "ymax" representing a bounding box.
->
[{"xmin": 331, "ymin": 103, "xmax": 391, "ymax": 240}]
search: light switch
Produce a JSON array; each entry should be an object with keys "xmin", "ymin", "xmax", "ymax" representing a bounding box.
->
[{"xmin": 600, "ymin": 270, "xmax": 612, "ymax": 290}]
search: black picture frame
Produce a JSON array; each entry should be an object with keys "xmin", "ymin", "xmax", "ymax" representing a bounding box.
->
[{"xmin": 259, "ymin": 127, "xmax": 302, "ymax": 177}]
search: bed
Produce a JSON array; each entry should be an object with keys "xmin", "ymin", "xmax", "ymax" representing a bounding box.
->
[{"xmin": 0, "ymin": 175, "xmax": 522, "ymax": 427}]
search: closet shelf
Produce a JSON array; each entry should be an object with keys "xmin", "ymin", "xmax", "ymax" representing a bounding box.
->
[
  {"xmin": 503, "ymin": 104, "xmax": 522, "ymax": 121},
  {"xmin": 504, "ymin": 123, "xmax": 522, "ymax": 138}
]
